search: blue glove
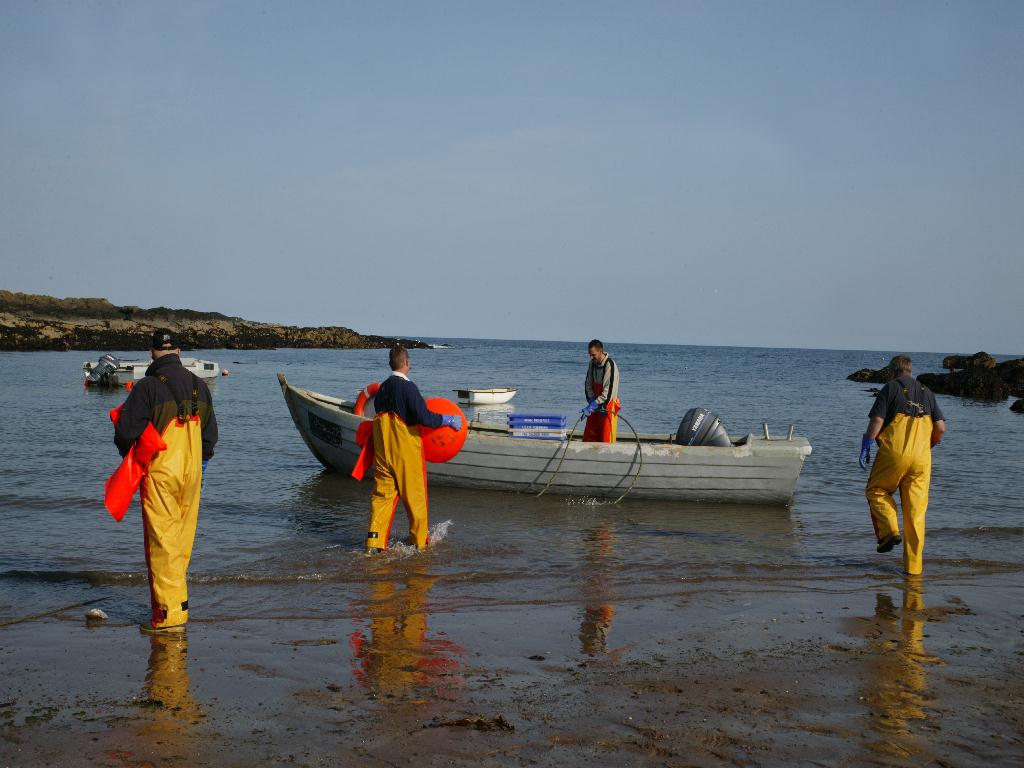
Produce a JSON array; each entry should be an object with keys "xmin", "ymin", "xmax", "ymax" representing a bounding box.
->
[
  {"xmin": 440, "ymin": 414, "xmax": 462, "ymax": 431},
  {"xmin": 201, "ymin": 459, "xmax": 209, "ymax": 490},
  {"xmin": 581, "ymin": 399, "xmax": 599, "ymax": 419},
  {"xmin": 858, "ymin": 436, "xmax": 873, "ymax": 470}
]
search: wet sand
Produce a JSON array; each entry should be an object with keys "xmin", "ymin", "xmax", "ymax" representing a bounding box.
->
[{"xmin": 3, "ymin": 567, "xmax": 1022, "ymax": 767}]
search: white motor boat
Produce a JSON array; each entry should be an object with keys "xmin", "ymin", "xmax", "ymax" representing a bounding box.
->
[
  {"xmin": 83, "ymin": 354, "xmax": 222, "ymax": 388},
  {"xmin": 281, "ymin": 374, "xmax": 812, "ymax": 505},
  {"xmin": 454, "ymin": 387, "xmax": 518, "ymax": 405}
]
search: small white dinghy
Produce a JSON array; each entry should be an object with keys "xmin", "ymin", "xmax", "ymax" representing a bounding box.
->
[
  {"xmin": 454, "ymin": 387, "xmax": 518, "ymax": 405},
  {"xmin": 83, "ymin": 354, "xmax": 222, "ymax": 388}
]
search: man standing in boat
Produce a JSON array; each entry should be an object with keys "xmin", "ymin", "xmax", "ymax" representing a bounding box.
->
[
  {"xmin": 114, "ymin": 329, "xmax": 218, "ymax": 634},
  {"xmin": 581, "ymin": 339, "xmax": 621, "ymax": 443},
  {"xmin": 366, "ymin": 346, "xmax": 461, "ymax": 554},
  {"xmin": 859, "ymin": 355, "xmax": 946, "ymax": 575}
]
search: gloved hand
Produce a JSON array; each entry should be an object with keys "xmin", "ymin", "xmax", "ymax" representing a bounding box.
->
[
  {"xmin": 201, "ymin": 459, "xmax": 209, "ymax": 490},
  {"xmin": 858, "ymin": 436, "xmax": 873, "ymax": 470},
  {"xmin": 441, "ymin": 414, "xmax": 462, "ymax": 431},
  {"xmin": 580, "ymin": 399, "xmax": 599, "ymax": 419}
]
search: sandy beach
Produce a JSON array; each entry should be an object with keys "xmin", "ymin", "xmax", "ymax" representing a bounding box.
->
[{"xmin": 3, "ymin": 559, "xmax": 1021, "ymax": 767}]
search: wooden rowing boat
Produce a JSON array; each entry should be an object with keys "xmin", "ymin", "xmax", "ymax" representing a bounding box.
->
[{"xmin": 278, "ymin": 374, "xmax": 812, "ymax": 505}]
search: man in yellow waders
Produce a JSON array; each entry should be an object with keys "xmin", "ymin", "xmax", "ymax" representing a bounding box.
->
[
  {"xmin": 860, "ymin": 355, "xmax": 946, "ymax": 575},
  {"xmin": 582, "ymin": 339, "xmax": 621, "ymax": 443},
  {"xmin": 365, "ymin": 346, "xmax": 460, "ymax": 554},
  {"xmin": 114, "ymin": 329, "xmax": 218, "ymax": 634}
]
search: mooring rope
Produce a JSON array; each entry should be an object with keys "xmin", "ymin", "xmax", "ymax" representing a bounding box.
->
[
  {"xmin": 534, "ymin": 414, "xmax": 583, "ymax": 498},
  {"xmin": 534, "ymin": 411, "xmax": 644, "ymax": 504},
  {"xmin": 610, "ymin": 412, "xmax": 644, "ymax": 505},
  {"xmin": 0, "ymin": 596, "xmax": 109, "ymax": 629}
]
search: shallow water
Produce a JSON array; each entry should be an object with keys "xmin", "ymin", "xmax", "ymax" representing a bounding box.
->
[
  {"xmin": 1, "ymin": 340, "xmax": 1021, "ymax": 618},
  {"xmin": 2, "ymin": 341, "xmax": 1022, "ymax": 765}
]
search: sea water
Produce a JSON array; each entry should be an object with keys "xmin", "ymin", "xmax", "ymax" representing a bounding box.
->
[{"xmin": 1, "ymin": 341, "xmax": 1021, "ymax": 629}]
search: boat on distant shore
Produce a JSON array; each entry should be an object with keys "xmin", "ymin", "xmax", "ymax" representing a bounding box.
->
[
  {"xmin": 84, "ymin": 354, "xmax": 222, "ymax": 387},
  {"xmin": 278, "ymin": 374, "xmax": 812, "ymax": 505},
  {"xmin": 454, "ymin": 387, "xmax": 517, "ymax": 405}
]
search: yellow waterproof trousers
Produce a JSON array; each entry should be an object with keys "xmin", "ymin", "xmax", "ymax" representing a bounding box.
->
[
  {"xmin": 367, "ymin": 413, "xmax": 430, "ymax": 550},
  {"xmin": 140, "ymin": 416, "xmax": 202, "ymax": 627},
  {"xmin": 866, "ymin": 413, "xmax": 933, "ymax": 575}
]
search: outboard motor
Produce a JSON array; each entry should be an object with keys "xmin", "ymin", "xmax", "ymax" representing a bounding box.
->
[
  {"xmin": 86, "ymin": 354, "xmax": 120, "ymax": 386},
  {"xmin": 676, "ymin": 408, "xmax": 732, "ymax": 447}
]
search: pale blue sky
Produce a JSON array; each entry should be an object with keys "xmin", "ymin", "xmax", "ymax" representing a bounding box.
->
[{"xmin": 2, "ymin": 1, "xmax": 1022, "ymax": 352}]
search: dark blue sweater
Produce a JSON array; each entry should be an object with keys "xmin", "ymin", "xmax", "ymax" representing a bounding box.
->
[{"xmin": 373, "ymin": 374, "xmax": 443, "ymax": 428}]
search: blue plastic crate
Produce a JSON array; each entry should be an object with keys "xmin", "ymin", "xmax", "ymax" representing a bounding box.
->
[
  {"xmin": 509, "ymin": 431, "xmax": 567, "ymax": 441},
  {"xmin": 508, "ymin": 414, "xmax": 567, "ymax": 427}
]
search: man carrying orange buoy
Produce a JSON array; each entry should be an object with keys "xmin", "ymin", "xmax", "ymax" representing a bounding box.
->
[
  {"xmin": 581, "ymin": 339, "xmax": 621, "ymax": 443},
  {"xmin": 366, "ymin": 346, "xmax": 461, "ymax": 554},
  {"xmin": 114, "ymin": 329, "xmax": 218, "ymax": 634}
]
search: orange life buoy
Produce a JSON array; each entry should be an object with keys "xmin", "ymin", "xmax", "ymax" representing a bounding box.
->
[
  {"xmin": 354, "ymin": 382, "xmax": 381, "ymax": 417},
  {"xmin": 420, "ymin": 397, "xmax": 467, "ymax": 463}
]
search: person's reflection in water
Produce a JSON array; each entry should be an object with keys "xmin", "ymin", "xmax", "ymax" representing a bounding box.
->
[
  {"xmin": 579, "ymin": 526, "xmax": 617, "ymax": 656},
  {"xmin": 861, "ymin": 577, "xmax": 942, "ymax": 757},
  {"xmin": 141, "ymin": 635, "xmax": 202, "ymax": 744},
  {"xmin": 350, "ymin": 564, "xmax": 462, "ymax": 703}
]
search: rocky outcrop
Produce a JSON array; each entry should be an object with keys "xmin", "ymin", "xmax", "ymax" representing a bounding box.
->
[
  {"xmin": 848, "ymin": 350, "xmax": 1024, "ymax": 405},
  {"xmin": 942, "ymin": 352, "xmax": 997, "ymax": 370},
  {"xmin": 919, "ymin": 352, "xmax": 1024, "ymax": 402},
  {"xmin": 0, "ymin": 290, "xmax": 430, "ymax": 351},
  {"xmin": 916, "ymin": 369, "xmax": 1009, "ymax": 401},
  {"xmin": 1012, "ymin": 399, "xmax": 1024, "ymax": 413},
  {"xmin": 846, "ymin": 367, "xmax": 897, "ymax": 384}
]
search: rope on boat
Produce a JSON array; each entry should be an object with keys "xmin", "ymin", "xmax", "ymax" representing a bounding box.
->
[
  {"xmin": 611, "ymin": 413, "xmax": 643, "ymax": 505},
  {"xmin": 535, "ymin": 414, "xmax": 583, "ymax": 498},
  {"xmin": 534, "ymin": 412, "xmax": 644, "ymax": 504}
]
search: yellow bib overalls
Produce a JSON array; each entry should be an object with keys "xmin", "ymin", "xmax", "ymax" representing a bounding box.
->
[{"xmin": 866, "ymin": 412, "xmax": 933, "ymax": 575}]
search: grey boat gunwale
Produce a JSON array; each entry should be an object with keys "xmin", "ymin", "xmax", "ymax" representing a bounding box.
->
[{"xmin": 278, "ymin": 373, "xmax": 812, "ymax": 505}]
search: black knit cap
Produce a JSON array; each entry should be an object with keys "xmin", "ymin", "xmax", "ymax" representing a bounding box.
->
[{"xmin": 151, "ymin": 328, "xmax": 179, "ymax": 350}]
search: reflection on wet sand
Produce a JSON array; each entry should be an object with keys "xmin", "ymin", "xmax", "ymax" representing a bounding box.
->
[
  {"xmin": 350, "ymin": 565, "xmax": 462, "ymax": 703},
  {"xmin": 579, "ymin": 526, "xmax": 617, "ymax": 656},
  {"xmin": 141, "ymin": 635, "xmax": 202, "ymax": 743},
  {"xmin": 861, "ymin": 578, "xmax": 942, "ymax": 760}
]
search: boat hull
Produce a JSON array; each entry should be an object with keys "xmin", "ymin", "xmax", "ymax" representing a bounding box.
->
[{"xmin": 279, "ymin": 374, "xmax": 812, "ymax": 505}]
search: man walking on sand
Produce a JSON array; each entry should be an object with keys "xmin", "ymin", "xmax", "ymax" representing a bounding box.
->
[
  {"xmin": 859, "ymin": 355, "xmax": 946, "ymax": 576},
  {"xmin": 365, "ymin": 346, "xmax": 461, "ymax": 554}
]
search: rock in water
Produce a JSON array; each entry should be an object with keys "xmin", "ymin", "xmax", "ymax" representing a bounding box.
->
[
  {"xmin": 85, "ymin": 608, "xmax": 109, "ymax": 622},
  {"xmin": 918, "ymin": 370, "xmax": 1010, "ymax": 401},
  {"xmin": 943, "ymin": 352, "xmax": 997, "ymax": 370},
  {"xmin": 1011, "ymin": 399, "xmax": 1024, "ymax": 413},
  {"xmin": 846, "ymin": 367, "xmax": 896, "ymax": 384},
  {"xmin": 850, "ymin": 351, "xmax": 1024, "ymax": 403},
  {"xmin": 999, "ymin": 360, "xmax": 1024, "ymax": 398}
]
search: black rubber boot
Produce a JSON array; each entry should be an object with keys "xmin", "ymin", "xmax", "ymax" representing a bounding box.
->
[{"xmin": 876, "ymin": 534, "xmax": 901, "ymax": 553}]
